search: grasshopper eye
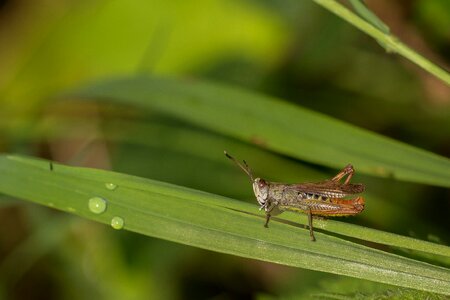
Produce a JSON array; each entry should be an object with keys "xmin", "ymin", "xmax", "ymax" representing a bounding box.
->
[{"xmin": 258, "ymin": 179, "xmax": 266, "ymax": 188}]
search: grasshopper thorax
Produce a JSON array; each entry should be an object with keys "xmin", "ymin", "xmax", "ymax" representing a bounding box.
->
[{"xmin": 253, "ymin": 178, "xmax": 269, "ymax": 207}]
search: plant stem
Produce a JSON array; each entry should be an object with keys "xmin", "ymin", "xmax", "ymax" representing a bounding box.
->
[{"xmin": 313, "ymin": 0, "xmax": 450, "ymax": 86}]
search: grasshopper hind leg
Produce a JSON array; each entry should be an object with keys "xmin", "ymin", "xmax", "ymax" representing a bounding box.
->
[{"xmin": 332, "ymin": 164, "xmax": 355, "ymax": 184}]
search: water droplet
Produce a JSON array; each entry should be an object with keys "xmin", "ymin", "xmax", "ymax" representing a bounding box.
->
[
  {"xmin": 67, "ymin": 207, "xmax": 76, "ymax": 212},
  {"xmin": 105, "ymin": 183, "xmax": 117, "ymax": 190},
  {"xmin": 88, "ymin": 197, "xmax": 107, "ymax": 214},
  {"xmin": 111, "ymin": 216, "xmax": 124, "ymax": 230}
]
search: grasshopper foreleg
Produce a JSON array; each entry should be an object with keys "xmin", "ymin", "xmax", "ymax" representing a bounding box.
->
[
  {"xmin": 263, "ymin": 202, "xmax": 282, "ymax": 228},
  {"xmin": 263, "ymin": 204, "xmax": 276, "ymax": 228},
  {"xmin": 264, "ymin": 213, "xmax": 271, "ymax": 228}
]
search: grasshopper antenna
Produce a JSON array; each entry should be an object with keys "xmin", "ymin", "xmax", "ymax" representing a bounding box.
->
[{"xmin": 224, "ymin": 151, "xmax": 254, "ymax": 182}]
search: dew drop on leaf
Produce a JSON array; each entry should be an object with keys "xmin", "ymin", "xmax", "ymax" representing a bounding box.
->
[
  {"xmin": 105, "ymin": 183, "xmax": 117, "ymax": 190},
  {"xmin": 88, "ymin": 197, "xmax": 107, "ymax": 214},
  {"xmin": 111, "ymin": 216, "xmax": 124, "ymax": 230}
]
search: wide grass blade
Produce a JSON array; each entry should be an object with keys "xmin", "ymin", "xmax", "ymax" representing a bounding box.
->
[
  {"xmin": 68, "ymin": 76, "xmax": 450, "ymax": 187},
  {"xmin": 0, "ymin": 155, "xmax": 449, "ymax": 294},
  {"xmin": 36, "ymin": 117, "xmax": 419, "ymax": 229}
]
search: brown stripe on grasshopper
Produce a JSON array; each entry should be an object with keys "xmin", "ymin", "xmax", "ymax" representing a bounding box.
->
[{"xmin": 224, "ymin": 151, "xmax": 365, "ymax": 241}]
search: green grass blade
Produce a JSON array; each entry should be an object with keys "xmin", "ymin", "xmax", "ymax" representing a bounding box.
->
[
  {"xmin": 313, "ymin": 0, "xmax": 450, "ymax": 85},
  {"xmin": 36, "ymin": 117, "xmax": 421, "ymax": 231},
  {"xmin": 68, "ymin": 76, "xmax": 450, "ymax": 188},
  {"xmin": 279, "ymin": 211, "xmax": 450, "ymax": 261},
  {"xmin": 347, "ymin": 0, "xmax": 390, "ymax": 34},
  {"xmin": 0, "ymin": 155, "xmax": 449, "ymax": 294}
]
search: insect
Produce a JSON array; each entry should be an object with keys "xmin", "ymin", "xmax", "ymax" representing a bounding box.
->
[{"xmin": 224, "ymin": 151, "xmax": 365, "ymax": 241}]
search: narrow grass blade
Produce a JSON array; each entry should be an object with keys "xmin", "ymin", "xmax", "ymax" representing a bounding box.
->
[
  {"xmin": 347, "ymin": 0, "xmax": 390, "ymax": 34},
  {"xmin": 313, "ymin": 0, "xmax": 450, "ymax": 85}
]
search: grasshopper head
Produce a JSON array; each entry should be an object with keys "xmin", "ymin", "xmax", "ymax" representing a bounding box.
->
[
  {"xmin": 224, "ymin": 151, "xmax": 269, "ymax": 208},
  {"xmin": 253, "ymin": 178, "xmax": 269, "ymax": 207}
]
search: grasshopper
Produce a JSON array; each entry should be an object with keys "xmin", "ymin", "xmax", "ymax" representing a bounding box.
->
[{"xmin": 224, "ymin": 151, "xmax": 365, "ymax": 241}]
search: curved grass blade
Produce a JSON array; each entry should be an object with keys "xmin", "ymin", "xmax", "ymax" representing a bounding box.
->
[
  {"xmin": 313, "ymin": 0, "xmax": 450, "ymax": 85},
  {"xmin": 0, "ymin": 154, "xmax": 449, "ymax": 294},
  {"xmin": 68, "ymin": 76, "xmax": 450, "ymax": 187}
]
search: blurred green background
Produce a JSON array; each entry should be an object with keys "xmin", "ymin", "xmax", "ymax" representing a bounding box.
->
[{"xmin": 0, "ymin": 0, "xmax": 449, "ymax": 299}]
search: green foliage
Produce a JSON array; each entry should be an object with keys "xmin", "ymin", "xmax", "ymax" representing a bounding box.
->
[
  {"xmin": 1, "ymin": 155, "xmax": 449, "ymax": 295},
  {"xmin": 1, "ymin": 0, "xmax": 449, "ymax": 298},
  {"xmin": 69, "ymin": 76, "xmax": 450, "ymax": 187},
  {"xmin": 313, "ymin": 0, "xmax": 450, "ymax": 84}
]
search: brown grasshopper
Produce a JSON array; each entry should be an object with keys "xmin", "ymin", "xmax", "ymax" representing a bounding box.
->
[{"xmin": 224, "ymin": 151, "xmax": 365, "ymax": 241}]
